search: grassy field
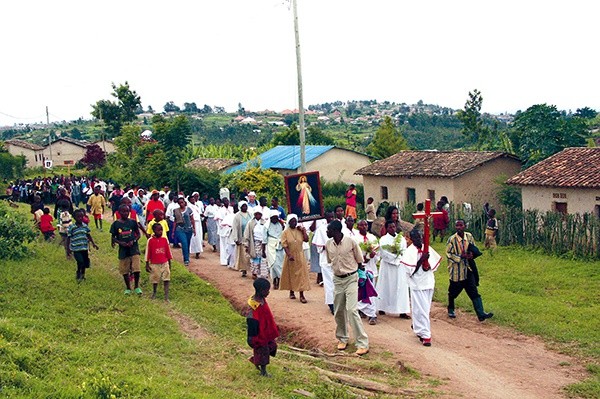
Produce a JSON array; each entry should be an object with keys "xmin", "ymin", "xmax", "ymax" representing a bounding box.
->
[
  {"xmin": 2, "ymin": 201, "xmax": 599, "ymax": 397},
  {"xmin": 0, "ymin": 209, "xmax": 428, "ymax": 398},
  {"xmin": 429, "ymin": 240, "xmax": 600, "ymax": 398}
]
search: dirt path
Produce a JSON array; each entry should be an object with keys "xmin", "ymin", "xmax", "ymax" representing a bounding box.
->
[{"xmin": 181, "ymin": 247, "xmax": 585, "ymax": 398}]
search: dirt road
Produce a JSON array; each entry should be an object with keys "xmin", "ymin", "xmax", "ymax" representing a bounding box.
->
[{"xmin": 183, "ymin": 248, "xmax": 585, "ymax": 398}]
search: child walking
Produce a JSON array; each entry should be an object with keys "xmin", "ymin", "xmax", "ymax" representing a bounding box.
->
[
  {"xmin": 145, "ymin": 223, "xmax": 173, "ymax": 301},
  {"xmin": 66, "ymin": 209, "xmax": 99, "ymax": 282},
  {"xmin": 58, "ymin": 203, "xmax": 72, "ymax": 253},
  {"xmin": 246, "ymin": 278, "xmax": 279, "ymax": 377},
  {"xmin": 401, "ymin": 229, "xmax": 441, "ymax": 346},
  {"xmin": 110, "ymin": 204, "xmax": 142, "ymax": 295},
  {"xmin": 39, "ymin": 207, "xmax": 56, "ymax": 241}
]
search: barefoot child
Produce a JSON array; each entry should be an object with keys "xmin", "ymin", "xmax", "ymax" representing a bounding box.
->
[
  {"xmin": 246, "ymin": 278, "xmax": 279, "ymax": 377},
  {"xmin": 145, "ymin": 223, "xmax": 173, "ymax": 301},
  {"xmin": 67, "ymin": 209, "xmax": 99, "ymax": 282}
]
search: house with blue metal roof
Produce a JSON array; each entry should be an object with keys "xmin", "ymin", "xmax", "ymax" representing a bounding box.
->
[{"xmin": 225, "ymin": 145, "xmax": 371, "ymax": 184}]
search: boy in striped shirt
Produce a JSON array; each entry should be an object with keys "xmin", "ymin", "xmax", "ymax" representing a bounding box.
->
[{"xmin": 67, "ymin": 209, "xmax": 99, "ymax": 282}]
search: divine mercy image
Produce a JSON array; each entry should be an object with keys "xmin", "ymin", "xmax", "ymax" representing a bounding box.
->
[{"xmin": 284, "ymin": 171, "xmax": 323, "ymax": 221}]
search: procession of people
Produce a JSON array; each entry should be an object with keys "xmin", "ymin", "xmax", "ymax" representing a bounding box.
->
[{"xmin": 22, "ymin": 175, "xmax": 495, "ymax": 372}]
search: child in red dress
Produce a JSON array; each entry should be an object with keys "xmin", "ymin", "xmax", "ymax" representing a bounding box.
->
[{"xmin": 246, "ymin": 278, "xmax": 279, "ymax": 377}]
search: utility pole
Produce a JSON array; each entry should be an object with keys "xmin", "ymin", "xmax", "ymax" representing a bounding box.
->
[
  {"xmin": 46, "ymin": 106, "xmax": 53, "ymax": 161},
  {"xmin": 292, "ymin": 0, "xmax": 306, "ymax": 172}
]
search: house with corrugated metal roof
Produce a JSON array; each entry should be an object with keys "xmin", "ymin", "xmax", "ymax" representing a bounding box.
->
[
  {"xmin": 226, "ymin": 145, "xmax": 371, "ymax": 184},
  {"xmin": 355, "ymin": 150, "xmax": 521, "ymax": 208},
  {"xmin": 507, "ymin": 147, "xmax": 600, "ymax": 216}
]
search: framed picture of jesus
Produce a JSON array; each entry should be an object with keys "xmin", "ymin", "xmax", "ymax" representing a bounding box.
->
[{"xmin": 284, "ymin": 171, "xmax": 324, "ymax": 222}]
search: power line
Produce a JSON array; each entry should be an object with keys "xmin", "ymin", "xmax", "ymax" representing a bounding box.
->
[{"xmin": 0, "ymin": 110, "xmax": 46, "ymax": 120}]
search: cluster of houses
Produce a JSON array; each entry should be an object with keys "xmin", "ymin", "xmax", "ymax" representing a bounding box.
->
[
  {"xmin": 187, "ymin": 146, "xmax": 600, "ymax": 218},
  {"xmin": 7, "ymin": 133, "xmax": 599, "ymax": 217},
  {"xmin": 5, "ymin": 138, "xmax": 115, "ymax": 168}
]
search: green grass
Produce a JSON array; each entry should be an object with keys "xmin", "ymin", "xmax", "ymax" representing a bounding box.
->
[
  {"xmin": 430, "ymin": 242, "xmax": 599, "ymax": 359},
  {"xmin": 430, "ymin": 240, "xmax": 600, "ymax": 398},
  {"xmin": 0, "ymin": 211, "xmax": 426, "ymax": 398}
]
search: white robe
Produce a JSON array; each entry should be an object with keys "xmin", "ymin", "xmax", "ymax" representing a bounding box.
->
[
  {"xmin": 376, "ymin": 233, "xmax": 410, "ymax": 314},
  {"xmin": 401, "ymin": 244, "xmax": 441, "ymax": 339},
  {"xmin": 188, "ymin": 202, "xmax": 204, "ymax": 254},
  {"xmin": 216, "ymin": 206, "xmax": 234, "ymax": 266},
  {"xmin": 312, "ymin": 223, "xmax": 333, "ymax": 305}
]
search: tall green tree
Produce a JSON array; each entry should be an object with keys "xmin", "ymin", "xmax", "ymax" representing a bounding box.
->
[
  {"xmin": 511, "ymin": 104, "xmax": 588, "ymax": 166},
  {"xmin": 307, "ymin": 125, "xmax": 334, "ymax": 145},
  {"xmin": 152, "ymin": 115, "xmax": 192, "ymax": 166},
  {"xmin": 91, "ymin": 82, "xmax": 141, "ymax": 137},
  {"xmin": 456, "ymin": 89, "xmax": 489, "ymax": 149},
  {"xmin": 366, "ymin": 116, "xmax": 409, "ymax": 159},
  {"xmin": 271, "ymin": 123, "xmax": 300, "ymax": 145}
]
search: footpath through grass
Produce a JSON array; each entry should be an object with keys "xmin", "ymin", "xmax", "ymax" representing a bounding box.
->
[
  {"xmin": 0, "ymin": 215, "xmax": 426, "ymax": 398},
  {"xmin": 430, "ymin": 241, "xmax": 600, "ymax": 398}
]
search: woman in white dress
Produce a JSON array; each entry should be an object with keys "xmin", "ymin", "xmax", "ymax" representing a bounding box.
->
[{"xmin": 187, "ymin": 195, "xmax": 204, "ymax": 259}]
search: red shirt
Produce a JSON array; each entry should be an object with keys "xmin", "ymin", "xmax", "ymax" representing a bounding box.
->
[
  {"xmin": 145, "ymin": 199, "xmax": 165, "ymax": 222},
  {"xmin": 433, "ymin": 209, "xmax": 450, "ymax": 230},
  {"xmin": 145, "ymin": 236, "xmax": 172, "ymax": 264},
  {"xmin": 39, "ymin": 214, "xmax": 55, "ymax": 233}
]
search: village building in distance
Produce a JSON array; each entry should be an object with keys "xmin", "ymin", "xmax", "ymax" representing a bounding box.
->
[
  {"xmin": 226, "ymin": 145, "xmax": 371, "ymax": 184},
  {"xmin": 185, "ymin": 157, "xmax": 240, "ymax": 172},
  {"xmin": 3, "ymin": 139, "xmax": 47, "ymax": 168},
  {"xmin": 4, "ymin": 137, "xmax": 116, "ymax": 168},
  {"xmin": 355, "ymin": 150, "xmax": 522, "ymax": 209},
  {"xmin": 507, "ymin": 147, "xmax": 600, "ymax": 217}
]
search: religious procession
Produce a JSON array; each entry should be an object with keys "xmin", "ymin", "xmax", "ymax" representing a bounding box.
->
[{"xmin": 23, "ymin": 172, "xmax": 497, "ymax": 375}]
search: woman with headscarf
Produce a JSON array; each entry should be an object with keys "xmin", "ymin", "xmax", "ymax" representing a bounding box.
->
[
  {"xmin": 231, "ymin": 201, "xmax": 252, "ymax": 276},
  {"xmin": 279, "ymin": 214, "xmax": 310, "ymax": 303},
  {"xmin": 263, "ymin": 209, "xmax": 284, "ymax": 289},
  {"xmin": 203, "ymin": 197, "xmax": 219, "ymax": 252},
  {"xmin": 188, "ymin": 194, "xmax": 204, "ymax": 259}
]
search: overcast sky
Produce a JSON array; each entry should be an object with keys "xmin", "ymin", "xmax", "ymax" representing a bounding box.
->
[{"xmin": 1, "ymin": 0, "xmax": 598, "ymax": 126}]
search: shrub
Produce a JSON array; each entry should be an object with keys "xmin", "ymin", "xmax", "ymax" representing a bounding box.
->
[
  {"xmin": 219, "ymin": 165, "xmax": 285, "ymax": 201},
  {"xmin": 0, "ymin": 202, "xmax": 37, "ymax": 260}
]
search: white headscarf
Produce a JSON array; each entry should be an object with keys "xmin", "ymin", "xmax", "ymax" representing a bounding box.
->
[{"xmin": 285, "ymin": 213, "xmax": 298, "ymax": 229}]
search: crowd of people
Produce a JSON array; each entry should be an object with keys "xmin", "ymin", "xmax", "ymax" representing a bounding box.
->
[{"xmin": 21, "ymin": 176, "xmax": 495, "ymax": 376}]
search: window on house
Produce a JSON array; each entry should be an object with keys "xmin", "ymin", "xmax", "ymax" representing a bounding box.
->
[
  {"xmin": 553, "ymin": 202, "xmax": 567, "ymax": 215},
  {"xmin": 35, "ymin": 154, "xmax": 38, "ymax": 162},
  {"xmin": 428, "ymin": 190, "xmax": 436, "ymax": 204},
  {"xmin": 380, "ymin": 186, "xmax": 388, "ymax": 200},
  {"xmin": 594, "ymin": 205, "xmax": 600, "ymax": 219},
  {"xmin": 406, "ymin": 188, "xmax": 416, "ymax": 203}
]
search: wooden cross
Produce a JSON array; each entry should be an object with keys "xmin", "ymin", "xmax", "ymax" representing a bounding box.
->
[{"xmin": 412, "ymin": 199, "xmax": 443, "ymax": 250}]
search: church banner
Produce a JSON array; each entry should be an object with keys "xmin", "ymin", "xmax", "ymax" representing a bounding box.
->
[{"xmin": 284, "ymin": 171, "xmax": 324, "ymax": 222}]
